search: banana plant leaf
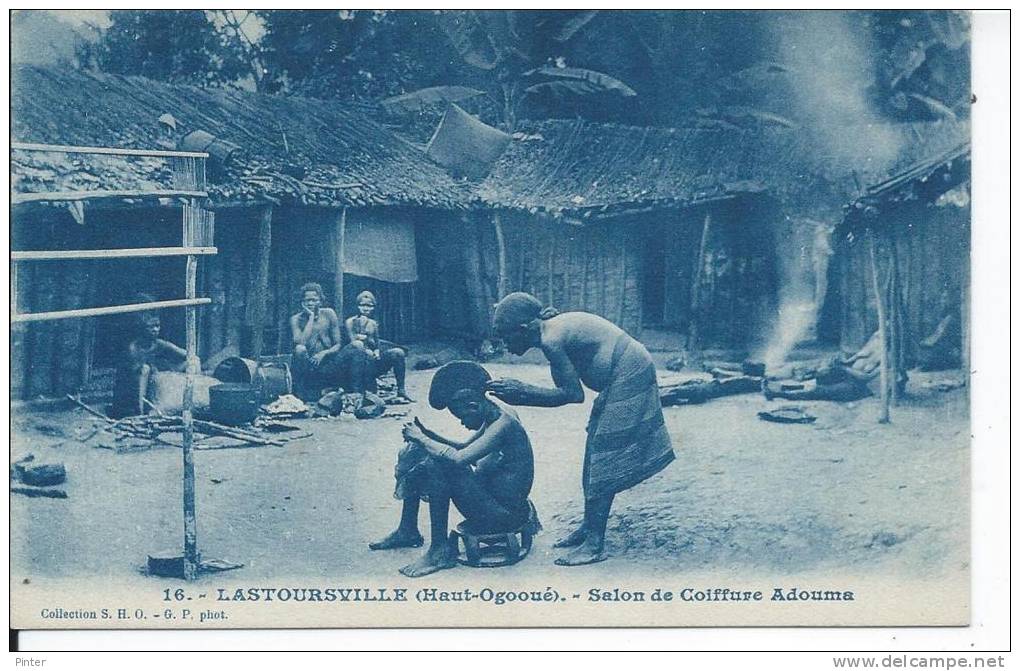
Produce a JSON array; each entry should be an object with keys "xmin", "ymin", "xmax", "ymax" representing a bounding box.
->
[
  {"xmin": 381, "ymin": 86, "xmax": 487, "ymax": 114},
  {"xmin": 524, "ymin": 66, "xmax": 637, "ymax": 97},
  {"xmin": 551, "ymin": 10, "xmax": 600, "ymax": 42},
  {"xmin": 437, "ymin": 10, "xmax": 501, "ymax": 70}
]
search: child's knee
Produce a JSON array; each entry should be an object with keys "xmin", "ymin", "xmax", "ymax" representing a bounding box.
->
[{"xmin": 294, "ymin": 344, "xmax": 308, "ymax": 357}]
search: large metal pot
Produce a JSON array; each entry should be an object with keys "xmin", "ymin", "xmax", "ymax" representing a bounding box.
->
[{"xmin": 209, "ymin": 383, "xmax": 258, "ymax": 426}]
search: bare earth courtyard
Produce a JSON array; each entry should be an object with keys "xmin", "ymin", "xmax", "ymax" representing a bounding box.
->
[{"xmin": 11, "ymin": 363, "xmax": 968, "ymax": 589}]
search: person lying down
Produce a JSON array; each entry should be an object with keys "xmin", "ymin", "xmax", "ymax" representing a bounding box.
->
[{"xmin": 370, "ymin": 361, "xmax": 535, "ymax": 577}]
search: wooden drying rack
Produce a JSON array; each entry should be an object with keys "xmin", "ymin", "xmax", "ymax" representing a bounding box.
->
[{"xmin": 11, "ymin": 142, "xmax": 220, "ymax": 580}]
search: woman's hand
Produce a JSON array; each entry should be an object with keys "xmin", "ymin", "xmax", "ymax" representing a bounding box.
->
[
  {"xmin": 311, "ymin": 351, "xmax": 328, "ymax": 367},
  {"xmin": 486, "ymin": 378, "xmax": 526, "ymax": 403}
]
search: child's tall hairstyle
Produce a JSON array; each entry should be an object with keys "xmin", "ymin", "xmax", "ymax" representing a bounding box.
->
[{"xmin": 428, "ymin": 361, "xmax": 492, "ymax": 410}]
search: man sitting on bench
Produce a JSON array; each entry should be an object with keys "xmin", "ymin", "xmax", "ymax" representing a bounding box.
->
[{"xmin": 369, "ymin": 361, "xmax": 534, "ymax": 577}]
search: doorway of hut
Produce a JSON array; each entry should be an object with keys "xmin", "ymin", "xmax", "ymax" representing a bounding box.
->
[
  {"xmin": 261, "ymin": 210, "xmax": 425, "ymax": 357},
  {"xmin": 639, "ymin": 196, "xmax": 781, "ymax": 356}
]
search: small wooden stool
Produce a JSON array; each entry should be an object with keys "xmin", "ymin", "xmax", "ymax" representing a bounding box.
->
[{"xmin": 450, "ymin": 501, "xmax": 540, "ymax": 568}]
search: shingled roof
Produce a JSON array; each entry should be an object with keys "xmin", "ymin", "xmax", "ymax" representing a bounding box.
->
[
  {"xmin": 11, "ymin": 65, "xmax": 471, "ymax": 209},
  {"xmin": 476, "ymin": 118, "xmax": 970, "ymax": 218}
]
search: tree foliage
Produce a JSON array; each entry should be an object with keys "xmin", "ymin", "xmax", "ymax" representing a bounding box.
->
[
  {"xmin": 77, "ymin": 9, "xmax": 970, "ymax": 127},
  {"xmin": 78, "ymin": 10, "xmax": 248, "ymax": 86}
]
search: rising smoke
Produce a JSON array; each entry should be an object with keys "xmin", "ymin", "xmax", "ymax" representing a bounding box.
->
[{"xmin": 753, "ymin": 11, "xmax": 908, "ymax": 369}]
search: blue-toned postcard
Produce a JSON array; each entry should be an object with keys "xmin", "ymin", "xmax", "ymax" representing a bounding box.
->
[{"xmin": 10, "ymin": 9, "xmax": 971, "ymax": 628}]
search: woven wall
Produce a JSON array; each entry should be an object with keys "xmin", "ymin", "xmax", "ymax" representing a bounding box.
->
[{"xmin": 823, "ymin": 198, "xmax": 970, "ymax": 356}]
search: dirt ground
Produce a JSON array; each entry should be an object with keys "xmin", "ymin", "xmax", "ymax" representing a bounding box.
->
[{"xmin": 10, "ymin": 363, "xmax": 968, "ymax": 586}]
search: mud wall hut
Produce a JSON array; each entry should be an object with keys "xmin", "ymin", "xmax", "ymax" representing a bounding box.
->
[
  {"xmin": 820, "ymin": 142, "xmax": 971, "ymax": 365},
  {"xmin": 435, "ymin": 118, "xmax": 970, "ymax": 354}
]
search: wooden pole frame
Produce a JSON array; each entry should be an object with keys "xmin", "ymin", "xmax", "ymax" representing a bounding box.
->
[
  {"xmin": 688, "ymin": 212, "xmax": 712, "ymax": 360},
  {"xmin": 12, "ymin": 247, "xmax": 217, "ymax": 261},
  {"xmin": 11, "ymin": 142, "xmax": 224, "ymax": 580},
  {"xmin": 334, "ymin": 207, "xmax": 347, "ymax": 323},
  {"xmin": 14, "ymin": 189, "xmax": 208, "ymax": 205},
  {"xmin": 12, "ymin": 298, "xmax": 211, "ymax": 323},
  {"xmin": 181, "ymin": 229, "xmax": 200, "ymax": 580},
  {"xmin": 12, "ymin": 141, "xmax": 209, "ymax": 158},
  {"xmin": 867, "ymin": 231, "xmax": 891, "ymax": 424},
  {"xmin": 493, "ymin": 211, "xmax": 508, "ymax": 300},
  {"xmin": 246, "ymin": 205, "xmax": 273, "ymax": 359}
]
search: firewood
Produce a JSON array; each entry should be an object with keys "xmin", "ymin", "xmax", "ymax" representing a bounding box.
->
[{"xmin": 11, "ymin": 487, "xmax": 68, "ymax": 499}]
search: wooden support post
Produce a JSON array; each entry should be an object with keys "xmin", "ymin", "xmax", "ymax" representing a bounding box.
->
[
  {"xmin": 461, "ymin": 213, "xmax": 490, "ymax": 336},
  {"xmin": 246, "ymin": 205, "xmax": 272, "ymax": 358},
  {"xmin": 333, "ymin": 207, "xmax": 347, "ymax": 321},
  {"xmin": 618, "ymin": 240, "xmax": 628, "ymax": 327},
  {"xmin": 888, "ymin": 236, "xmax": 905, "ymax": 404},
  {"xmin": 961, "ymin": 225, "xmax": 971, "ymax": 391},
  {"xmin": 688, "ymin": 213, "xmax": 712, "ymax": 361},
  {"xmin": 547, "ymin": 231, "xmax": 555, "ymax": 306},
  {"xmin": 182, "ymin": 249, "xmax": 199, "ymax": 580},
  {"xmin": 493, "ymin": 211, "xmax": 508, "ymax": 300},
  {"xmin": 867, "ymin": 231, "xmax": 891, "ymax": 424}
]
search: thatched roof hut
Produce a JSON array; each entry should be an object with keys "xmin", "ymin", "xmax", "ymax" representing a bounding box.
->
[
  {"xmin": 10, "ymin": 65, "xmax": 477, "ymax": 401},
  {"xmin": 477, "ymin": 118, "xmax": 970, "ymax": 218},
  {"xmin": 436, "ymin": 117, "xmax": 970, "ymax": 351},
  {"xmin": 11, "ymin": 65, "xmax": 471, "ymax": 210}
]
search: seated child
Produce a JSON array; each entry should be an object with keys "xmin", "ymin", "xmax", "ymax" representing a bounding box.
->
[
  {"xmin": 369, "ymin": 361, "xmax": 535, "ymax": 577},
  {"xmin": 110, "ymin": 305, "xmax": 190, "ymax": 418},
  {"xmin": 345, "ymin": 290, "xmax": 412, "ymax": 401}
]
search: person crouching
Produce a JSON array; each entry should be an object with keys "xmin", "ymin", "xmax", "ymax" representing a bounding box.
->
[{"xmin": 369, "ymin": 361, "xmax": 535, "ymax": 577}]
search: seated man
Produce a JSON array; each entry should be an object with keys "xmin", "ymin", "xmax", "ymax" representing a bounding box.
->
[
  {"xmin": 345, "ymin": 290, "xmax": 412, "ymax": 401},
  {"xmin": 369, "ymin": 361, "xmax": 535, "ymax": 577},
  {"xmin": 762, "ymin": 331, "xmax": 885, "ymax": 402},
  {"xmin": 110, "ymin": 303, "xmax": 190, "ymax": 418},
  {"xmin": 289, "ymin": 282, "xmax": 370, "ymax": 402}
]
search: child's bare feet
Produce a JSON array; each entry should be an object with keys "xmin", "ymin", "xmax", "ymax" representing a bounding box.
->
[
  {"xmin": 552, "ymin": 525, "xmax": 588, "ymax": 548},
  {"xmin": 399, "ymin": 545, "xmax": 456, "ymax": 577},
  {"xmin": 554, "ymin": 537, "xmax": 608, "ymax": 566},
  {"xmin": 369, "ymin": 529, "xmax": 424, "ymax": 550}
]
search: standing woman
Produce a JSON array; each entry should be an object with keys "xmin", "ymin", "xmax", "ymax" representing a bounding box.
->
[{"xmin": 487, "ymin": 292, "xmax": 675, "ymax": 566}]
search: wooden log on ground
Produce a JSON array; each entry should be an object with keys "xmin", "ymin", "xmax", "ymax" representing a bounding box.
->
[
  {"xmin": 11, "ymin": 487, "xmax": 68, "ymax": 499},
  {"xmin": 15, "ymin": 463, "xmax": 66, "ymax": 487},
  {"xmin": 191, "ymin": 419, "xmax": 285, "ymax": 446}
]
